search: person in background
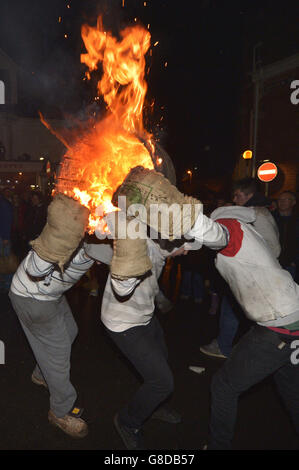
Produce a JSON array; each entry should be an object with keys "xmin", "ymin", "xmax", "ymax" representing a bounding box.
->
[
  {"xmin": 11, "ymin": 193, "xmax": 24, "ymax": 259},
  {"xmin": 200, "ymin": 177, "xmax": 280, "ymax": 359},
  {"xmin": 272, "ymin": 191, "xmax": 299, "ymax": 281},
  {"xmin": 0, "ymin": 189, "xmax": 14, "ymax": 292},
  {"xmin": 179, "ymin": 249, "xmax": 206, "ymax": 304},
  {"xmin": 24, "ymin": 191, "xmax": 47, "ymax": 247}
]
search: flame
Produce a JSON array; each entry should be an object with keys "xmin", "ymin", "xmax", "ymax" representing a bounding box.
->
[{"xmin": 50, "ymin": 17, "xmax": 155, "ymax": 232}]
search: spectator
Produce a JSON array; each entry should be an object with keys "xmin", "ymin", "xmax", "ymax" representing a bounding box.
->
[
  {"xmin": 11, "ymin": 193, "xmax": 24, "ymax": 259},
  {"xmin": 24, "ymin": 191, "xmax": 47, "ymax": 245},
  {"xmin": 179, "ymin": 249, "xmax": 206, "ymax": 304},
  {"xmin": 273, "ymin": 191, "xmax": 299, "ymax": 280},
  {"xmin": 0, "ymin": 189, "xmax": 14, "ymax": 292}
]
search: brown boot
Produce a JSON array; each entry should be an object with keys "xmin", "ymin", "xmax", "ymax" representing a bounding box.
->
[{"xmin": 48, "ymin": 408, "xmax": 88, "ymax": 439}]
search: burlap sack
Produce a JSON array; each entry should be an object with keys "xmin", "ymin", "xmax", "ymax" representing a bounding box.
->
[
  {"xmin": 104, "ymin": 212, "xmax": 152, "ymax": 280},
  {"xmin": 30, "ymin": 193, "xmax": 90, "ymax": 270},
  {"xmin": 111, "ymin": 236, "xmax": 152, "ymax": 280},
  {"xmin": 113, "ymin": 166, "xmax": 202, "ymax": 240}
]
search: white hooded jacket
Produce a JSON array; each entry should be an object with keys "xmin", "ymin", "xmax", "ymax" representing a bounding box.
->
[{"xmin": 188, "ymin": 206, "xmax": 299, "ymax": 327}]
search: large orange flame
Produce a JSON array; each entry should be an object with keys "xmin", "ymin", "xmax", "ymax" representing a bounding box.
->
[{"xmin": 52, "ymin": 17, "xmax": 155, "ymax": 231}]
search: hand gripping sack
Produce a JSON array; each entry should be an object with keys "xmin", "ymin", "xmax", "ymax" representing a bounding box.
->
[{"xmin": 30, "ymin": 193, "xmax": 90, "ymax": 270}]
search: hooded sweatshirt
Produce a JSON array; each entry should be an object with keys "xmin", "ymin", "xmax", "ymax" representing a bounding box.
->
[{"xmin": 188, "ymin": 206, "xmax": 299, "ymax": 329}]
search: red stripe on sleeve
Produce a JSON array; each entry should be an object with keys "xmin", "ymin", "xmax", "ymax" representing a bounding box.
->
[{"xmin": 215, "ymin": 218, "xmax": 244, "ymax": 257}]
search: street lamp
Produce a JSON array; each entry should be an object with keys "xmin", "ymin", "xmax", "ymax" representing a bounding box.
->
[{"xmin": 242, "ymin": 150, "xmax": 252, "ymax": 160}]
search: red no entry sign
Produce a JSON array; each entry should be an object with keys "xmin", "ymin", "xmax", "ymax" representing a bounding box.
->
[{"xmin": 257, "ymin": 162, "xmax": 278, "ymax": 182}]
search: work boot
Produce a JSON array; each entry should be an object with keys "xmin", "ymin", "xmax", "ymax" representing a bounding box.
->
[
  {"xmin": 48, "ymin": 407, "xmax": 88, "ymax": 439},
  {"xmin": 114, "ymin": 413, "xmax": 145, "ymax": 450}
]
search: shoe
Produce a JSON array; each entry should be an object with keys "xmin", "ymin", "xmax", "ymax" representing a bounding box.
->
[
  {"xmin": 151, "ymin": 406, "xmax": 181, "ymax": 424},
  {"xmin": 31, "ymin": 373, "xmax": 48, "ymax": 389},
  {"xmin": 48, "ymin": 407, "xmax": 88, "ymax": 438},
  {"xmin": 156, "ymin": 298, "xmax": 174, "ymax": 314},
  {"xmin": 200, "ymin": 339, "xmax": 227, "ymax": 359},
  {"xmin": 114, "ymin": 413, "xmax": 145, "ymax": 450},
  {"xmin": 89, "ymin": 289, "xmax": 98, "ymax": 297},
  {"xmin": 179, "ymin": 294, "xmax": 190, "ymax": 301}
]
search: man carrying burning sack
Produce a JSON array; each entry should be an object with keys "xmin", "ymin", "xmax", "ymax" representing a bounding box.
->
[
  {"xmin": 9, "ymin": 193, "xmax": 113, "ymax": 439},
  {"xmin": 115, "ymin": 166, "xmax": 299, "ymax": 450},
  {"xmin": 97, "ymin": 209, "xmax": 184, "ymax": 450}
]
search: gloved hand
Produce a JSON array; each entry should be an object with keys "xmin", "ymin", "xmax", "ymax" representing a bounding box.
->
[
  {"xmin": 30, "ymin": 193, "xmax": 90, "ymax": 270},
  {"xmin": 100, "ymin": 211, "xmax": 152, "ymax": 280},
  {"xmin": 112, "ymin": 166, "xmax": 202, "ymax": 240}
]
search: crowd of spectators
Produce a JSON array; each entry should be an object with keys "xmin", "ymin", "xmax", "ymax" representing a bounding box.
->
[
  {"xmin": 0, "ymin": 187, "xmax": 48, "ymax": 292},
  {"xmin": 0, "ymin": 181, "xmax": 298, "ymax": 302}
]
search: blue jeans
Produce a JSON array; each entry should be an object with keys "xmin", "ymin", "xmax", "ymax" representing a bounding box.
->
[
  {"xmin": 0, "ymin": 238, "xmax": 13, "ymax": 291},
  {"xmin": 285, "ymin": 265, "xmax": 297, "ymax": 280},
  {"xmin": 209, "ymin": 325, "xmax": 299, "ymax": 449},
  {"xmin": 106, "ymin": 316, "xmax": 174, "ymax": 429},
  {"xmin": 217, "ymin": 295, "xmax": 240, "ymax": 356},
  {"xmin": 180, "ymin": 270, "xmax": 204, "ymax": 301}
]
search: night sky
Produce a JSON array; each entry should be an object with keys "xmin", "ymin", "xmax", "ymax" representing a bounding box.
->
[{"xmin": 0, "ymin": 0, "xmax": 298, "ymax": 182}]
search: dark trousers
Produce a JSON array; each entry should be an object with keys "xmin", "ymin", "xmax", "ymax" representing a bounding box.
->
[
  {"xmin": 107, "ymin": 316, "xmax": 174, "ymax": 429},
  {"xmin": 209, "ymin": 324, "xmax": 299, "ymax": 449}
]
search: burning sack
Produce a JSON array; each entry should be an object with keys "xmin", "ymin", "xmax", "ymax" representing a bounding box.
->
[
  {"xmin": 113, "ymin": 166, "xmax": 202, "ymax": 240},
  {"xmin": 111, "ymin": 235, "xmax": 152, "ymax": 280},
  {"xmin": 30, "ymin": 193, "xmax": 90, "ymax": 270},
  {"xmin": 103, "ymin": 212, "xmax": 152, "ymax": 280}
]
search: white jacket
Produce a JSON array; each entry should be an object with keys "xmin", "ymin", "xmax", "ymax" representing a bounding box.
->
[
  {"xmin": 188, "ymin": 206, "xmax": 299, "ymax": 327},
  {"xmin": 211, "ymin": 205, "xmax": 281, "ymax": 258}
]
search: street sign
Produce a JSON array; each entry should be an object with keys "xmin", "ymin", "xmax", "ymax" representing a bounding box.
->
[{"xmin": 257, "ymin": 162, "xmax": 278, "ymax": 182}]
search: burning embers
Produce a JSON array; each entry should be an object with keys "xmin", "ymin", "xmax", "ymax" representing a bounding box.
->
[{"xmin": 49, "ymin": 17, "xmax": 157, "ymax": 231}]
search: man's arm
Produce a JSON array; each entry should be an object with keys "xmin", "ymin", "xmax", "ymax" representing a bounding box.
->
[
  {"xmin": 24, "ymin": 250, "xmax": 54, "ymax": 278},
  {"xmin": 187, "ymin": 212, "xmax": 229, "ymax": 250}
]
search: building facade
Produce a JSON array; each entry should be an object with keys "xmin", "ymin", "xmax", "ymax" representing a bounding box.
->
[{"xmin": 0, "ymin": 48, "xmax": 65, "ymax": 194}]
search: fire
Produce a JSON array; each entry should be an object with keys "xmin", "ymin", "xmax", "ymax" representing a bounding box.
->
[{"xmin": 51, "ymin": 17, "xmax": 155, "ymax": 231}]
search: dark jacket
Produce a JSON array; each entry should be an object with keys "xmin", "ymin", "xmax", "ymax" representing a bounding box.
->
[
  {"xmin": 0, "ymin": 195, "xmax": 13, "ymax": 240},
  {"xmin": 244, "ymin": 192, "xmax": 271, "ymax": 208},
  {"xmin": 272, "ymin": 210, "xmax": 299, "ymax": 267},
  {"xmin": 25, "ymin": 203, "xmax": 47, "ymax": 241}
]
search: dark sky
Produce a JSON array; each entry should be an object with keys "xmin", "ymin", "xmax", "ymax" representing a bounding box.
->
[{"xmin": 0, "ymin": 0, "xmax": 298, "ymax": 179}]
